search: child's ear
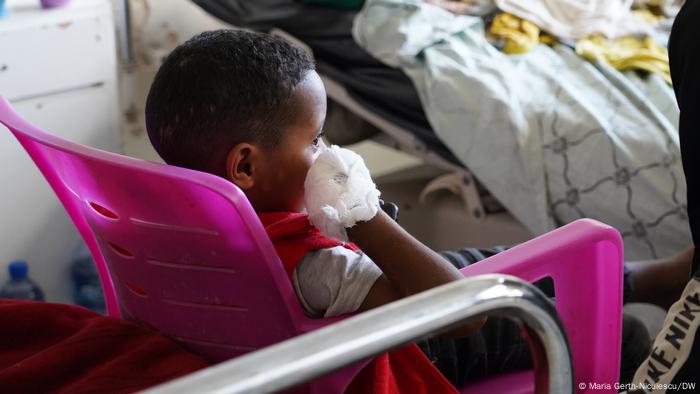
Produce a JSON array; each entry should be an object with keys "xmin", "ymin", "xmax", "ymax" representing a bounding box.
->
[{"xmin": 225, "ymin": 143, "xmax": 258, "ymax": 190}]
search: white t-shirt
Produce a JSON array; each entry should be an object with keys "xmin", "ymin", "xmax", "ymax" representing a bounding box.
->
[{"xmin": 292, "ymin": 246, "xmax": 383, "ymax": 318}]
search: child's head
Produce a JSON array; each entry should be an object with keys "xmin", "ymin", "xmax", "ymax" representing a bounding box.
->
[{"xmin": 145, "ymin": 29, "xmax": 326, "ymax": 213}]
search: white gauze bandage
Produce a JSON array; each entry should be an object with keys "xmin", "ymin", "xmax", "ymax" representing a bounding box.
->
[{"xmin": 304, "ymin": 144, "xmax": 381, "ymax": 241}]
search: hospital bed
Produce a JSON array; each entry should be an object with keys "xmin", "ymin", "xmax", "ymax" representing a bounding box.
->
[{"xmin": 191, "ymin": 0, "xmax": 691, "ymax": 260}]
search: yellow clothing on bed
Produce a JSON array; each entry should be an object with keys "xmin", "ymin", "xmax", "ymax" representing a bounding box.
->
[
  {"xmin": 489, "ymin": 13, "xmax": 553, "ymax": 55},
  {"xmin": 575, "ymin": 35, "xmax": 670, "ymax": 83}
]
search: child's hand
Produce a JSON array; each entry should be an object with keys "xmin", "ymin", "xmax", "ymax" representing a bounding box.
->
[{"xmin": 304, "ymin": 145, "xmax": 381, "ymax": 241}]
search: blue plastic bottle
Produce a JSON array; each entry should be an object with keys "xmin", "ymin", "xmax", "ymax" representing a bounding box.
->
[
  {"xmin": 0, "ymin": 260, "xmax": 45, "ymax": 301},
  {"xmin": 71, "ymin": 242, "xmax": 105, "ymax": 314}
]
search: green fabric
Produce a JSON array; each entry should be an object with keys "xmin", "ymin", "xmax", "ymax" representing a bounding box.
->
[{"xmin": 303, "ymin": 0, "xmax": 364, "ymax": 10}]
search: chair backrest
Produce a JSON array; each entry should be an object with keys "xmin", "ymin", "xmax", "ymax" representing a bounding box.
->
[
  {"xmin": 460, "ymin": 218, "xmax": 623, "ymax": 393},
  {"xmin": 0, "ymin": 97, "xmax": 360, "ymax": 393}
]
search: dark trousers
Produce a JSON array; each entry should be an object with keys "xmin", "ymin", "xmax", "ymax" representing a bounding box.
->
[{"xmin": 415, "ymin": 247, "xmax": 650, "ymax": 388}]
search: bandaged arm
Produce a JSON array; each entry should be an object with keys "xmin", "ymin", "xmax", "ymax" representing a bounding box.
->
[{"xmin": 304, "ymin": 146, "xmax": 483, "ymax": 332}]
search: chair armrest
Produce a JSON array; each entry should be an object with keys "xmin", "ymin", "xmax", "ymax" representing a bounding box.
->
[{"xmin": 141, "ymin": 275, "xmax": 573, "ymax": 394}]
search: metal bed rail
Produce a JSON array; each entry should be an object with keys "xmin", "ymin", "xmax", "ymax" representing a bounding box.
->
[{"xmin": 142, "ymin": 274, "xmax": 573, "ymax": 394}]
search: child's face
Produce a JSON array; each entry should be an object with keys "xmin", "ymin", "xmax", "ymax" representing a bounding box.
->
[{"xmin": 248, "ymin": 71, "xmax": 327, "ymax": 212}]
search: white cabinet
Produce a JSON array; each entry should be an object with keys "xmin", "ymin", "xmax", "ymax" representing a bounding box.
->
[{"xmin": 0, "ymin": 0, "xmax": 119, "ymax": 303}]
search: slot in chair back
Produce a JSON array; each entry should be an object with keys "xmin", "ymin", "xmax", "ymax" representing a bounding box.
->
[{"xmin": 0, "ymin": 97, "xmax": 362, "ymax": 393}]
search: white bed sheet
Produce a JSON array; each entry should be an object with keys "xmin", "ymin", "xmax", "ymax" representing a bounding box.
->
[{"xmin": 353, "ymin": 0, "xmax": 689, "ymax": 259}]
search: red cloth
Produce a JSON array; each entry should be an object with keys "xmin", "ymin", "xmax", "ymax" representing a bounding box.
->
[
  {"xmin": 0, "ymin": 299, "xmax": 208, "ymax": 394},
  {"xmin": 258, "ymin": 212, "xmax": 458, "ymax": 394},
  {"xmin": 259, "ymin": 211, "xmax": 359, "ymax": 278},
  {"xmin": 347, "ymin": 344, "xmax": 460, "ymax": 394}
]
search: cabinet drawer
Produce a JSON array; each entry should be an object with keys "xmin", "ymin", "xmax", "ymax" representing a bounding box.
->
[{"xmin": 0, "ymin": 1, "xmax": 117, "ymax": 101}]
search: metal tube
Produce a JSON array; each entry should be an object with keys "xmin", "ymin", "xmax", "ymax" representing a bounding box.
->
[
  {"xmin": 117, "ymin": 0, "xmax": 134, "ymax": 64},
  {"xmin": 142, "ymin": 275, "xmax": 573, "ymax": 394}
]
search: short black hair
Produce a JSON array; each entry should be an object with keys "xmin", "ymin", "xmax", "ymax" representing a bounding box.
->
[{"xmin": 145, "ymin": 29, "xmax": 315, "ymax": 175}]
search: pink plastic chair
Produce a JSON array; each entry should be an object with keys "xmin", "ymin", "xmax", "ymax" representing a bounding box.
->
[
  {"xmin": 458, "ymin": 218, "xmax": 623, "ymax": 394},
  {"xmin": 0, "ymin": 96, "xmax": 621, "ymax": 393}
]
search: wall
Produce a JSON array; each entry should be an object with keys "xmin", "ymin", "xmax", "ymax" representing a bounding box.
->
[{"xmin": 117, "ymin": 0, "xmax": 229, "ymax": 161}]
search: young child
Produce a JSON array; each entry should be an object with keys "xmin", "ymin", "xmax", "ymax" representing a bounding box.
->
[{"xmin": 144, "ymin": 29, "xmax": 650, "ymax": 390}]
